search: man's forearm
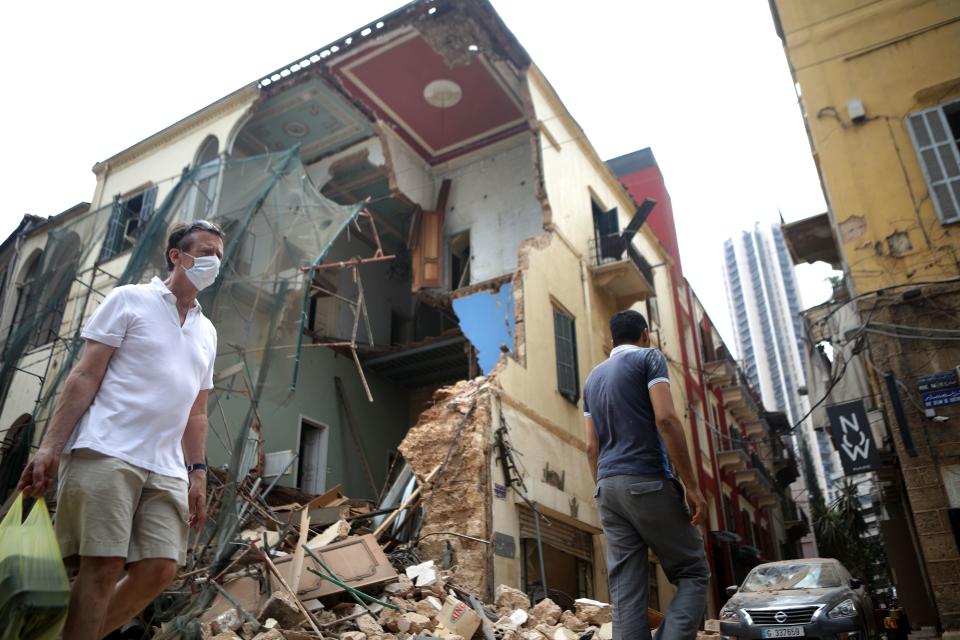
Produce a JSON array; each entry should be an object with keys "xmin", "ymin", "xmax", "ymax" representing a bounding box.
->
[
  {"xmin": 658, "ymin": 416, "xmax": 699, "ymax": 490},
  {"xmin": 39, "ymin": 370, "xmax": 102, "ymax": 453},
  {"xmin": 182, "ymin": 415, "xmax": 208, "ymax": 466},
  {"xmin": 587, "ymin": 448, "xmax": 598, "ymax": 484}
]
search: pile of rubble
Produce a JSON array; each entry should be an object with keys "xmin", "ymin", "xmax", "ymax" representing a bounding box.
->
[
  {"xmin": 148, "ymin": 467, "xmax": 642, "ymax": 640},
  {"xmin": 132, "ymin": 379, "xmax": 684, "ymax": 640},
  {"xmin": 199, "ymin": 566, "xmax": 625, "ymax": 640}
]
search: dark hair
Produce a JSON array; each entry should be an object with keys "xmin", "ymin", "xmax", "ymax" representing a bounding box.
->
[
  {"xmin": 610, "ymin": 309, "xmax": 648, "ymax": 346},
  {"xmin": 166, "ymin": 220, "xmax": 224, "ymax": 270}
]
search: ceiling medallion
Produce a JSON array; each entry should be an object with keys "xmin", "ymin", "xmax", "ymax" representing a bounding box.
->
[
  {"xmin": 423, "ymin": 79, "xmax": 463, "ymax": 108},
  {"xmin": 283, "ymin": 121, "xmax": 311, "ymax": 138}
]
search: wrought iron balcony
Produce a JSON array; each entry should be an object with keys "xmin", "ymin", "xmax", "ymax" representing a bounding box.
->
[{"xmin": 588, "ymin": 236, "xmax": 656, "ymax": 305}]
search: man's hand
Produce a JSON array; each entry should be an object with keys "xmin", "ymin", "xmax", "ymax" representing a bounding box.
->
[
  {"xmin": 17, "ymin": 447, "xmax": 59, "ymax": 497},
  {"xmin": 188, "ymin": 471, "xmax": 207, "ymax": 533},
  {"xmin": 685, "ymin": 485, "xmax": 707, "ymax": 526}
]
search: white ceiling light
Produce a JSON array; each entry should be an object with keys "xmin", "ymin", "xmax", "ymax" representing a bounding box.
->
[{"xmin": 423, "ymin": 79, "xmax": 462, "ymax": 108}]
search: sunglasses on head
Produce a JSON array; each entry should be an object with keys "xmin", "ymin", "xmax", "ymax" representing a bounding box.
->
[{"xmin": 185, "ymin": 219, "xmax": 223, "ymax": 235}]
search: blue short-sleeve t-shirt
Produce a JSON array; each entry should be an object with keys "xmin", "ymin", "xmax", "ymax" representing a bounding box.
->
[{"xmin": 583, "ymin": 345, "xmax": 672, "ymax": 480}]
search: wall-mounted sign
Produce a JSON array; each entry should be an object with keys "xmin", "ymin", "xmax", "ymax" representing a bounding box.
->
[
  {"xmin": 826, "ymin": 400, "xmax": 880, "ymax": 475},
  {"xmin": 916, "ymin": 370, "xmax": 959, "ymax": 393},
  {"xmin": 922, "ymin": 388, "xmax": 960, "ymax": 409},
  {"xmin": 916, "ymin": 369, "xmax": 960, "ymax": 409}
]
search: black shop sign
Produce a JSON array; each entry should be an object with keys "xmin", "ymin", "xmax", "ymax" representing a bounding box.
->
[{"xmin": 826, "ymin": 400, "xmax": 880, "ymax": 475}]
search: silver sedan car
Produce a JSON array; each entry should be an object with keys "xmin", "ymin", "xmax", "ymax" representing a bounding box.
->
[{"xmin": 720, "ymin": 558, "xmax": 875, "ymax": 640}]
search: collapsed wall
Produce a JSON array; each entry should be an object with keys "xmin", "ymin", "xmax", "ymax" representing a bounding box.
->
[{"xmin": 398, "ymin": 377, "xmax": 496, "ymax": 597}]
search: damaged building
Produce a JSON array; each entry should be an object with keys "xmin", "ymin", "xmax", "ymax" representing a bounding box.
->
[{"xmin": 0, "ymin": 0, "xmax": 802, "ymax": 624}]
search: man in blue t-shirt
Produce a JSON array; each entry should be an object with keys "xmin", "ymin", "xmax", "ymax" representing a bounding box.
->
[{"xmin": 584, "ymin": 310, "xmax": 709, "ymax": 640}]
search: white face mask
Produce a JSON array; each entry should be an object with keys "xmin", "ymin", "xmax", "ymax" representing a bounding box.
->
[{"xmin": 183, "ymin": 254, "xmax": 221, "ymax": 291}]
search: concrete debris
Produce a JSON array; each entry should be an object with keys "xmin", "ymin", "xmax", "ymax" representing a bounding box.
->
[
  {"xmin": 256, "ymin": 590, "xmax": 303, "ymax": 630},
  {"xmin": 574, "ymin": 600, "xmax": 612, "ymax": 626},
  {"xmin": 560, "ymin": 611, "xmax": 587, "ymax": 631},
  {"xmin": 529, "ymin": 597, "xmax": 562, "ymax": 626},
  {"xmin": 128, "ymin": 386, "xmax": 676, "ymax": 640},
  {"xmin": 510, "ymin": 608, "xmax": 529, "ymax": 626},
  {"xmin": 495, "ymin": 584, "xmax": 532, "ymax": 615}
]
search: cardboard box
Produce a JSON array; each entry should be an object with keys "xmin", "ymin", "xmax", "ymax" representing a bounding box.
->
[{"xmin": 435, "ymin": 596, "xmax": 481, "ymax": 639}]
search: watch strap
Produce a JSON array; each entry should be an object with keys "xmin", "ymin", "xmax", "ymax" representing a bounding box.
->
[{"xmin": 186, "ymin": 463, "xmax": 208, "ymax": 473}]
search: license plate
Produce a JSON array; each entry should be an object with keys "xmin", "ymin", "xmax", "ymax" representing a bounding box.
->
[{"xmin": 761, "ymin": 627, "xmax": 804, "ymax": 638}]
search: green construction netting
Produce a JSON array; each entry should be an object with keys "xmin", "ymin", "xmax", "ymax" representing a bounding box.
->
[{"xmin": 0, "ymin": 148, "xmax": 363, "ymax": 633}]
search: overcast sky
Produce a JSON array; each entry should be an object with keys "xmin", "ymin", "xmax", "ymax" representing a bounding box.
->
[{"xmin": 0, "ymin": 0, "xmax": 837, "ymax": 349}]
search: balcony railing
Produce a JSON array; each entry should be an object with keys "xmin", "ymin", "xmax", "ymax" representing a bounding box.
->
[
  {"xmin": 717, "ymin": 448, "xmax": 749, "ymax": 472},
  {"xmin": 734, "ymin": 467, "xmax": 775, "ymax": 498},
  {"xmin": 588, "ymin": 236, "xmax": 656, "ymax": 305},
  {"xmin": 703, "ymin": 359, "xmax": 736, "ymax": 386}
]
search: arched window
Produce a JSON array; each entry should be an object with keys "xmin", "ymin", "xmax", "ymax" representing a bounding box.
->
[
  {"xmin": 8, "ymin": 250, "xmax": 42, "ymax": 344},
  {"xmin": 186, "ymin": 135, "xmax": 221, "ymax": 220}
]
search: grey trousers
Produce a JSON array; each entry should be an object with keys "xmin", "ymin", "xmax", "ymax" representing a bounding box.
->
[{"xmin": 596, "ymin": 474, "xmax": 710, "ymax": 640}]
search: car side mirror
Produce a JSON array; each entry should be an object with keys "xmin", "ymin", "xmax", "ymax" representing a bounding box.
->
[
  {"xmin": 726, "ymin": 585, "xmax": 738, "ymax": 598},
  {"xmin": 850, "ymin": 578, "xmax": 862, "ymax": 590}
]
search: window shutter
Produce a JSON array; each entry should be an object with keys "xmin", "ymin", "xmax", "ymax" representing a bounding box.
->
[
  {"xmin": 596, "ymin": 206, "xmax": 623, "ymax": 259},
  {"xmin": 413, "ymin": 210, "xmax": 443, "ymax": 289},
  {"xmin": 98, "ymin": 199, "xmax": 125, "ymax": 263},
  {"xmin": 137, "ymin": 185, "xmax": 158, "ymax": 229},
  {"xmin": 905, "ymin": 105, "xmax": 960, "ymax": 223},
  {"xmin": 554, "ymin": 308, "xmax": 580, "ymax": 403},
  {"xmin": 412, "ymin": 180, "xmax": 450, "ymax": 291}
]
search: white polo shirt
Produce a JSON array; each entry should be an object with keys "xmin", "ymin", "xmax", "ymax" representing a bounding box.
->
[{"xmin": 64, "ymin": 277, "xmax": 217, "ymax": 480}]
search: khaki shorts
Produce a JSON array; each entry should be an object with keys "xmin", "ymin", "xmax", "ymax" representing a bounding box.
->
[{"xmin": 55, "ymin": 448, "xmax": 189, "ymax": 565}]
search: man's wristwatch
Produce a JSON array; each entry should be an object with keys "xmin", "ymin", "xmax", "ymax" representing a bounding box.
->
[{"xmin": 186, "ymin": 463, "xmax": 208, "ymax": 473}]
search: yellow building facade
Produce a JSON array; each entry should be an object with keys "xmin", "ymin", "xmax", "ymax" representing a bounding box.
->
[{"xmin": 773, "ymin": 0, "xmax": 960, "ymax": 630}]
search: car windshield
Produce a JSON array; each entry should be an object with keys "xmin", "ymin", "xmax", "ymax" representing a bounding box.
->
[{"xmin": 741, "ymin": 563, "xmax": 843, "ymax": 591}]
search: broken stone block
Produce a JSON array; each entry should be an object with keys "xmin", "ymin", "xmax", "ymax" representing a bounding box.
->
[
  {"xmin": 257, "ymin": 590, "xmax": 303, "ymax": 629},
  {"xmin": 415, "ymin": 600, "xmax": 438, "ymax": 619},
  {"xmin": 598, "ymin": 622, "xmax": 613, "ymax": 640},
  {"xmin": 397, "ymin": 612, "xmax": 432, "ymax": 634},
  {"xmin": 495, "ymin": 585, "xmax": 531, "ymax": 616},
  {"xmin": 210, "ymin": 609, "xmax": 243, "ymax": 634},
  {"xmin": 379, "ymin": 608, "xmax": 402, "ymax": 633},
  {"xmin": 554, "ymin": 628, "xmax": 578, "ymax": 640},
  {"xmin": 560, "ymin": 611, "xmax": 586, "ymax": 632},
  {"xmin": 500, "ymin": 632, "xmax": 520, "ymax": 640},
  {"xmin": 251, "ymin": 630, "xmax": 283, "ymax": 640},
  {"xmin": 384, "ymin": 575, "xmax": 415, "ymax": 597},
  {"xmin": 530, "ymin": 598, "xmax": 562, "ymax": 626},
  {"xmin": 339, "ymin": 633, "xmax": 366, "ymax": 640},
  {"xmin": 574, "ymin": 602, "xmax": 611, "ymax": 626},
  {"xmin": 704, "ymin": 619, "xmax": 720, "ymax": 633},
  {"xmin": 240, "ymin": 620, "xmax": 259, "ymax": 637},
  {"xmin": 211, "ymin": 633, "xmax": 243, "ymax": 640},
  {"xmin": 357, "ymin": 614, "xmax": 385, "ymax": 636},
  {"xmin": 510, "ymin": 609, "xmax": 529, "ymax": 627},
  {"xmin": 520, "ymin": 631, "xmax": 548, "ymax": 640}
]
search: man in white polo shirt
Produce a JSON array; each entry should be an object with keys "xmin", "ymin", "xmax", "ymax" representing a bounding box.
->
[{"xmin": 17, "ymin": 220, "xmax": 224, "ymax": 639}]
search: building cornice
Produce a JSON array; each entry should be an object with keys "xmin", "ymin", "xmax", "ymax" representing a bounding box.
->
[{"xmin": 92, "ymin": 85, "xmax": 259, "ymax": 176}]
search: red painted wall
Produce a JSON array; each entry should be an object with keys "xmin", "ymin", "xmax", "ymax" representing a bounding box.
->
[{"xmin": 617, "ymin": 166, "xmax": 682, "ymax": 275}]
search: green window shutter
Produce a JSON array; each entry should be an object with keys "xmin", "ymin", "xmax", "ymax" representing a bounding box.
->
[{"xmin": 554, "ymin": 308, "xmax": 580, "ymax": 403}]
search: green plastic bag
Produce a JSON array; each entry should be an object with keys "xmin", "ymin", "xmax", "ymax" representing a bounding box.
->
[{"xmin": 0, "ymin": 494, "xmax": 69, "ymax": 640}]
